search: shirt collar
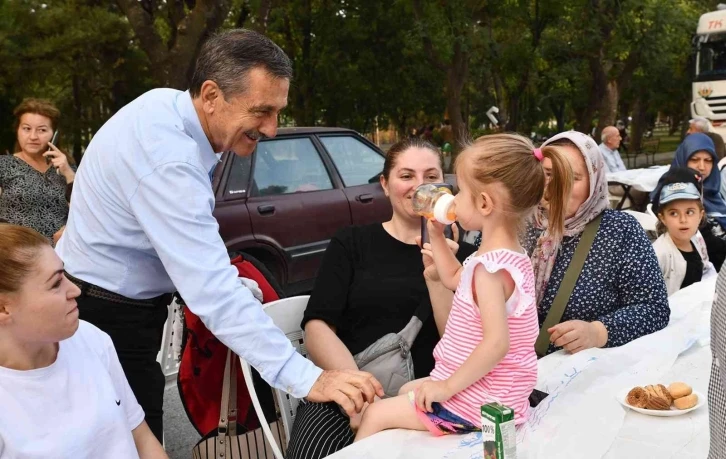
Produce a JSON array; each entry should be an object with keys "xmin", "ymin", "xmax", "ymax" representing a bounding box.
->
[
  {"xmin": 178, "ymin": 90, "xmax": 219, "ymax": 174},
  {"xmin": 599, "ymin": 143, "xmax": 615, "ymax": 154}
]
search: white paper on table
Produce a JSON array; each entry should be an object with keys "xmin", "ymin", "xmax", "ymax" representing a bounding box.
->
[{"xmin": 328, "ymin": 280, "xmax": 715, "ymax": 459}]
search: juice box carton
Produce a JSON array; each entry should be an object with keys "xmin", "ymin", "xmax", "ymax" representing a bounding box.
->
[{"xmin": 481, "ymin": 402, "xmax": 516, "ymax": 459}]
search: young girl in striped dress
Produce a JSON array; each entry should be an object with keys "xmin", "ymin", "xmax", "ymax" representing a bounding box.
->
[{"xmin": 355, "ymin": 133, "xmax": 573, "ymax": 440}]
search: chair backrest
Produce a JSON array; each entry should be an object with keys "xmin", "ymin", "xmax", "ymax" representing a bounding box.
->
[
  {"xmin": 238, "ymin": 295, "xmax": 310, "ymax": 459},
  {"xmin": 261, "ymin": 296, "xmax": 310, "ymax": 437},
  {"xmin": 646, "ymin": 202, "xmax": 657, "ymax": 218},
  {"xmin": 623, "ymin": 209, "xmax": 658, "ymax": 233}
]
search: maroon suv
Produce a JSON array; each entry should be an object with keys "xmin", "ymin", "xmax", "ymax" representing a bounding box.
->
[{"xmin": 212, "ymin": 128, "xmax": 392, "ymax": 295}]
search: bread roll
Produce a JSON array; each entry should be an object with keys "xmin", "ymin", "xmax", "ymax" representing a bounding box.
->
[
  {"xmin": 674, "ymin": 393, "xmax": 698, "ymax": 410},
  {"xmin": 668, "ymin": 382, "xmax": 692, "ymax": 399}
]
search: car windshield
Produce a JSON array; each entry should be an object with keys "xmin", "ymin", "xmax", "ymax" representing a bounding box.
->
[{"xmin": 697, "ymin": 32, "xmax": 726, "ymax": 81}]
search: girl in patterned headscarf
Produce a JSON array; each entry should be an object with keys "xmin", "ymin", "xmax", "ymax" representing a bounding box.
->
[{"xmin": 523, "ymin": 131, "xmax": 669, "ymax": 355}]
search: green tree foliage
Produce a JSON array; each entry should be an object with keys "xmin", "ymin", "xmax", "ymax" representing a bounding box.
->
[
  {"xmin": 0, "ymin": 0, "xmax": 715, "ymax": 159},
  {"xmin": 0, "ymin": 0, "xmax": 153, "ymax": 160}
]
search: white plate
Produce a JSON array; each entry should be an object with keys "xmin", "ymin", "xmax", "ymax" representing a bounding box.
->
[{"xmin": 616, "ymin": 388, "xmax": 705, "ymax": 417}]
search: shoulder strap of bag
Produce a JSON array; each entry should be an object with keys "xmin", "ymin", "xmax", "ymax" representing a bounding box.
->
[
  {"xmin": 217, "ymin": 349, "xmax": 235, "ymax": 437},
  {"xmin": 534, "ymin": 213, "xmax": 603, "ymax": 358}
]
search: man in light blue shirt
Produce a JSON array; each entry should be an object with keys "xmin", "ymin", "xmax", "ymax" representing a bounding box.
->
[
  {"xmin": 57, "ymin": 29, "xmax": 382, "ymax": 441},
  {"xmin": 599, "ymin": 125, "xmax": 627, "ymax": 173}
]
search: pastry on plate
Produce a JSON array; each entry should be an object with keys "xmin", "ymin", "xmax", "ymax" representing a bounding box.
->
[
  {"xmin": 626, "ymin": 386, "xmax": 649, "ymax": 408},
  {"xmin": 643, "ymin": 385, "xmax": 671, "ymax": 410}
]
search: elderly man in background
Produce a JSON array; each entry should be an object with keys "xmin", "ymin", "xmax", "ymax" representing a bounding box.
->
[
  {"xmin": 600, "ymin": 125, "xmax": 652, "ymax": 210},
  {"xmin": 690, "ymin": 116, "xmax": 726, "ymax": 160},
  {"xmin": 599, "ymin": 125, "xmax": 627, "ymax": 173}
]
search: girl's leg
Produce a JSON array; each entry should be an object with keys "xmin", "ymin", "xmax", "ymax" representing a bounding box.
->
[
  {"xmin": 398, "ymin": 377, "xmax": 431, "ymax": 396},
  {"xmin": 354, "ymin": 394, "xmax": 427, "ymax": 442}
]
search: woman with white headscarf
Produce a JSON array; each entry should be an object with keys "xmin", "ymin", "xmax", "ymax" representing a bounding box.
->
[{"xmin": 522, "ymin": 131, "xmax": 670, "ymax": 355}]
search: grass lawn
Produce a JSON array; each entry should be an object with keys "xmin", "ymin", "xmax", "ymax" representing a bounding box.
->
[{"xmin": 655, "ymin": 135, "xmax": 680, "ymax": 153}]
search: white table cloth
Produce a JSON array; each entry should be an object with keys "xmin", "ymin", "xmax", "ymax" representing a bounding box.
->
[
  {"xmin": 329, "ymin": 279, "xmax": 715, "ymax": 459},
  {"xmin": 607, "ymin": 166, "xmax": 670, "ymax": 193}
]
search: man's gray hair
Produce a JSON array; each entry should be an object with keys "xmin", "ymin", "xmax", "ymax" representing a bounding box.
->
[
  {"xmin": 189, "ymin": 29, "xmax": 292, "ymax": 99},
  {"xmin": 691, "ymin": 117, "xmax": 711, "ymax": 133}
]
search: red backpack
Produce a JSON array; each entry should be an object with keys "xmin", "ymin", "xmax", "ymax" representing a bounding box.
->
[{"xmin": 177, "ymin": 253, "xmax": 280, "ymax": 437}]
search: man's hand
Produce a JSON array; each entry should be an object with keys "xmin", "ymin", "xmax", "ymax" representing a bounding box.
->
[
  {"xmin": 414, "ymin": 379, "xmax": 455, "ymax": 412},
  {"xmin": 306, "ymin": 370, "xmax": 384, "ymax": 417},
  {"xmin": 548, "ymin": 320, "xmax": 608, "ymax": 354}
]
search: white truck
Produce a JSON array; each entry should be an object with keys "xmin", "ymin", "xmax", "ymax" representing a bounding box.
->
[{"xmin": 692, "ymin": 7, "xmax": 726, "ymax": 138}]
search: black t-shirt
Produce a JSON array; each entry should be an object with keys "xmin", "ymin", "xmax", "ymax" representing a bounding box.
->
[
  {"xmin": 302, "ymin": 223, "xmax": 475, "ymax": 378},
  {"xmin": 701, "ymin": 218, "xmax": 726, "ymax": 272},
  {"xmin": 679, "ymin": 242, "xmax": 704, "ymax": 289}
]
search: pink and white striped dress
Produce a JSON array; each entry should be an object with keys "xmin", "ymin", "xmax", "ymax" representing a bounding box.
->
[{"xmin": 430, "ymin": 249, "xmax": 539, "ymax": 426}]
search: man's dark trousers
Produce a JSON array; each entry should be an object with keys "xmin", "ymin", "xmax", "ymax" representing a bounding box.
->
[{"xmin": 77, "ymin": 293, "xmax": 169, "ymax": 442}]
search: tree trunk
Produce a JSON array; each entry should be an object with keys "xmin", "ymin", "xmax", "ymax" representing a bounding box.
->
[
  {"xmin": 446, "ymin": 41, "xmax": 469, "ymax": 157},
  {"xmin": 505, "ymin": 95, "xmax": 520, "ymax": 132},
  {"xmin": 596, "ymin": 80, "xmax": 619, "ymax": 139},
  {"xmin": 116, "ymin": 0, "xmax": 233, "ymax": 89},
  {"xmin": 630, "ymin": 96, "xmax": 648, "ymax": 153},
  {"xmin": 491, "ymin": 71, "xmax": 508, "ymax": 128},
  {"xmin": 575, "ymin": 89, "xmax": 598, "ymax": 135},
  {"xmin": 550, "ymin": 100, "xmax": 565, "ymax": 133}
]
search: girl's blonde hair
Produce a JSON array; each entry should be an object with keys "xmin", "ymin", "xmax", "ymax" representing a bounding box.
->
[{"xmin": 455, "ymin": 133, "xmax": 573, "ymax": 240}]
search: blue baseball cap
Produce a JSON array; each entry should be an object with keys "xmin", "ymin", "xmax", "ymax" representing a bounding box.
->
[{"xmin": 658, "ymin": 182, "xmax": 701, "ymax": 206}]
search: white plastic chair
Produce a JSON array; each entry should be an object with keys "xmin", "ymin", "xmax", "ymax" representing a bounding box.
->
[
  {"xmin": 646, "ymin": 202, "xmax": 657, "ymax": 219},
  {"xmin": 156, "ymin": 297, "xmax": 182, "ymax": 384},
  {"xmin": 623, "ymin": 209, "xmax": 658, "ymax": 233},
  {"xmin": 239, "ymin": 295, "xmax": 310, "ymax": 459}
]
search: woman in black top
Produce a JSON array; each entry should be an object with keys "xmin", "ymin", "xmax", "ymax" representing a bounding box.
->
[
  {"xmin": 0, "ymin": 99, "xmax": 74, "ymax": 242},
  {"xmin": 286, "ymin": 138, "xmax": 475, "ymax": 459}
]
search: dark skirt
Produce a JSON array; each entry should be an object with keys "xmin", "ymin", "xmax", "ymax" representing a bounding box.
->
[{"xmin": 286, "ymin": 401, "xmax": 354, "ymax": 459}]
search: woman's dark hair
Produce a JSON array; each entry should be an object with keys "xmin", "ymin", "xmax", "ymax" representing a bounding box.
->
[
  {"xmin": 190, "ymin": 29, "xmax": 293, "ymax": 99},
  {"xmin": 13, "ymin": 98, "xmax": 60, "ymax": 131},
  {"xmin": 382, "ymin": 137, "xmax": 444, "ymax": 180}
]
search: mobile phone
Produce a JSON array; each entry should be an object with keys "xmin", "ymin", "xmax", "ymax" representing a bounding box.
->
[
  {"xmin": 420, "ymin": 182, "xmax": 454, "ymax": 245},
  {"xmin": 46, "ymin": 130, "xmax": 59, "ymax": 165}
]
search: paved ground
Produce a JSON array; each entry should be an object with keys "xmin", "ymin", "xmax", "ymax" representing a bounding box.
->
[{"xmin": 164, "ymin": 384, "xmax": 200, "ymax": 459}]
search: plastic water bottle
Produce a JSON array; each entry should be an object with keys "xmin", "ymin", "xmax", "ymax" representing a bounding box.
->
[{"xmin": 412, "ymin": 184, "xmax": 457, "ymax": 224}]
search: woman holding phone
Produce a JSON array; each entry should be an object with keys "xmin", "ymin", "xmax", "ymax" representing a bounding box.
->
[{"xmin": 0, "ymin": 98, "xmax": 74, "ymax": 242}]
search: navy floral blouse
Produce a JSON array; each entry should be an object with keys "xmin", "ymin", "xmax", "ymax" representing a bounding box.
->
[{"xmin": 521, "ymin": 210, "xmax": 670, "ymax": 355}]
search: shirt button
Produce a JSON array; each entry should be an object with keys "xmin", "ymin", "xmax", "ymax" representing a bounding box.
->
[{"xmin": 287, "ymin": 386, "xmax": 293, "ymax": 393}]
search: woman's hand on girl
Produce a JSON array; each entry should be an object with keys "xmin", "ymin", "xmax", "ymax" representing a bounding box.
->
[
  {"xmin": 547, "ymin": 320, "xmax": 608, "ymax": 353},
  {"xmin": 415, "ymin": 379, "xmax": 455, "ymax": 412}
]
